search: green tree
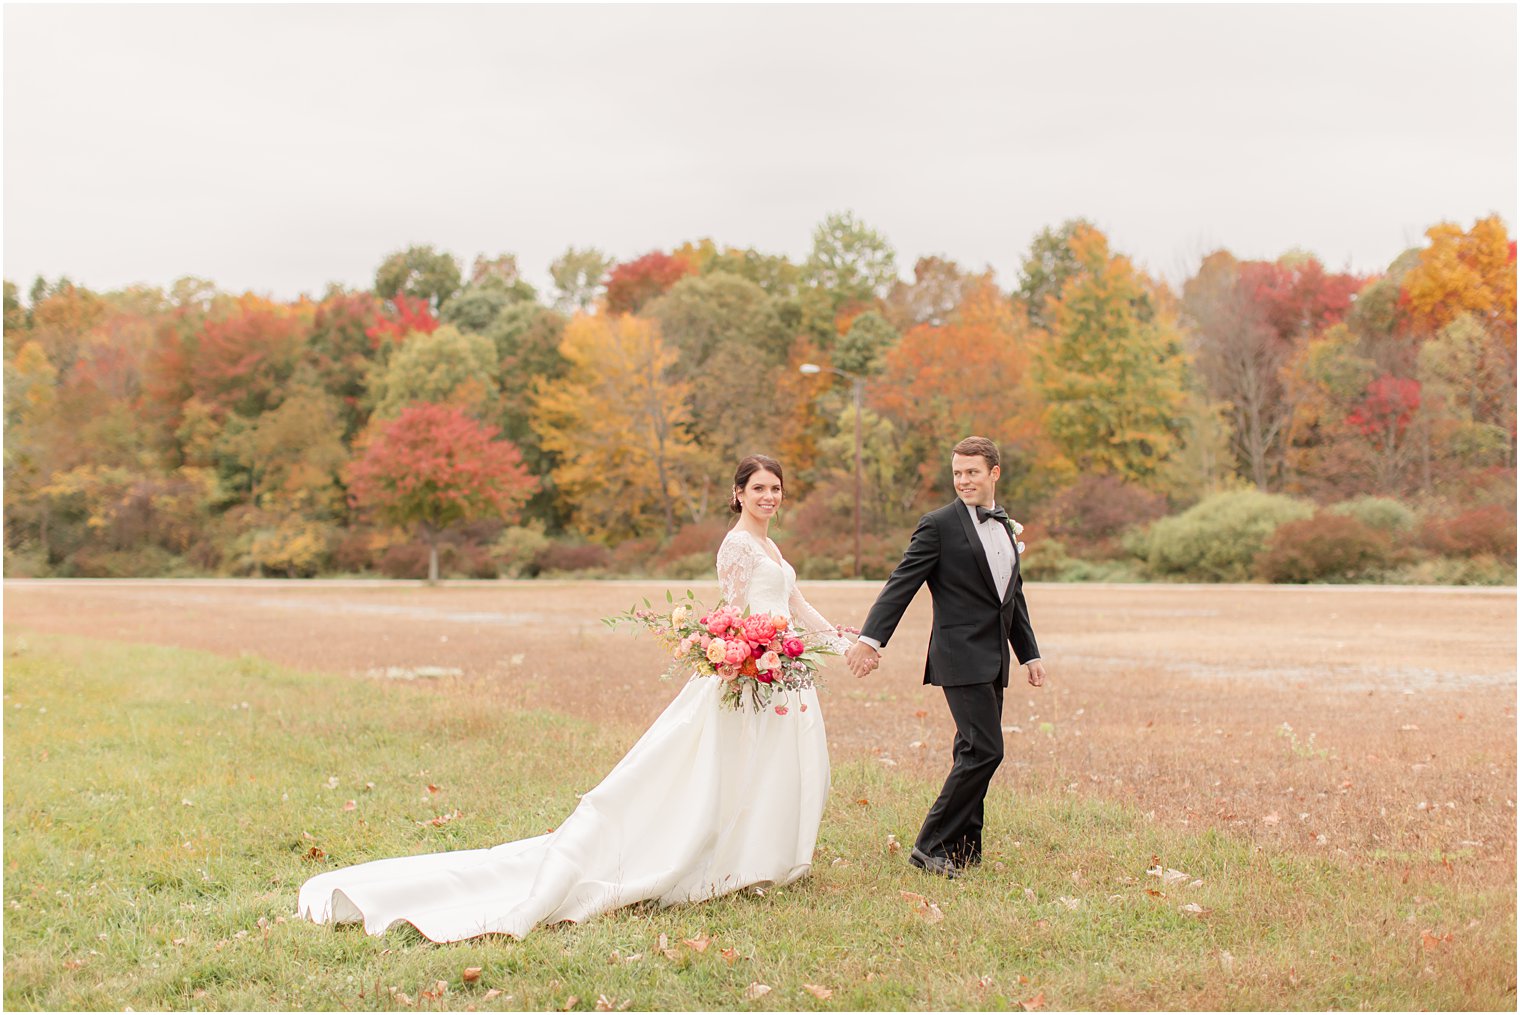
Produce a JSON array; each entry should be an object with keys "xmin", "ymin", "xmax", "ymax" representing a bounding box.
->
[
  {"xmin": 374, "ymin": 244, "xmax": 462, "ymax": 312},
  {"xmin": 834, "ymin": 310, "xmax": 898, "ymax": 376},
  {"xmin": 548, "ymin": 247, "xmax": 612, "ymax": 313},
  {"xmin": 803, "ymin": 211, "xmax": 898, "ymax": 311},
  {"xmin": 368, "ymin": 325, "xmax": 499, "ymax": 421}
]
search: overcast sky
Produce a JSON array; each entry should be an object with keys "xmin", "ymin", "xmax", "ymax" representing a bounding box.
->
[{"xmin": 3, "ymin": 3, "xmax": 1516, "ymax": 302}]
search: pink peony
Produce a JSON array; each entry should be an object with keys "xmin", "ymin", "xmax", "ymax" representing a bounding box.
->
[
  {"xmin": 741, "ymin": 614, "xmax": 777, "ymax": 646},
  {"xmin": 706, "ymin": 639, "xmax": 728, "ymax": 665},
  {"xmin": 782, "ymin": 637, "xmax": 806, "ymax": 658},
  {"xmin": 724, "ymin": 639, "xmax": 750, "ymax": 665}
]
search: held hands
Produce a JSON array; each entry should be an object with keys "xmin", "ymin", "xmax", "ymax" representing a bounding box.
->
[
  {"xmin": 845, "ymin": 641, "xmax": 880, "ymax": 679},
  {"xmin": 1025, "ymin": 659, "xmax": 1048, "ymax": 688}
]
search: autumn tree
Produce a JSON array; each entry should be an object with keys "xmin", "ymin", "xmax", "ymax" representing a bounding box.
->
[
  {"xmin": 374, "ymin": 244, "xmax": 462, "ymax": 313},
  {"xmin": 348, "ymin": 402, "xmax": 537, "ymax": 582},
  {"xmin": 1400, "ymin": 215, "xmax": 1517, "ymax": 347},
  {"xmin": 1016, "ymin": 219, "xmax": 1096, "ymax": 331},
  {"xmin": 1033, "ymin": 225, "xmax": 1191, "ymax": 488},
  {"xmin": 604, "ymin": 251, "xmax": 696, "ymax": 315},
  {"xmin": 531, "ymin": 313, "xmax": 702, "ymax": 538},
  {"xmin": 364, "ymin": 293, "xmax": 440, "ymax": 348},
  {"xmin": 874, "ymin": 278, "xmax": 1045, "ymax": 506},
  {"xmin": 644, "ymin": 272, "xmax": 790, "ymax": 479},
  {"xmin": 190, "ymin": 294, "xmax": 313, "ymax": 419},
  {"xmin": 1183, "ymin": 251, "xmax": 1364, "ymax": 489},
  {"xmin": 883, "ymin": 256, "xmax": 982, "ymax": 332},
  {"xmin": 308, "ymin": 289, "xmax": 385, "ymax": 439}
]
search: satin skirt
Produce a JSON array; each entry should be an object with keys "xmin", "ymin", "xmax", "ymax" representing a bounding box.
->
[{"xmin": 297, "ymin": 678, "xmax": 829, "ymax": 942}]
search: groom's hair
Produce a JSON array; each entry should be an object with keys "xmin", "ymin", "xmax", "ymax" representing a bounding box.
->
[{"xmin": 952, "ymin": 436, "xmax": 999, "ymax": 470}]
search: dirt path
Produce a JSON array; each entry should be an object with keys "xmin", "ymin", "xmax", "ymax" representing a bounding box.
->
[{"xmin": 6, "ymin": 579, "xmax": 1515, "ymax": 872}]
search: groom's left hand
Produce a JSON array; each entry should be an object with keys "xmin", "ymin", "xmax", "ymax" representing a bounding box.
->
[{"xmin": 1025, "ymin": 659, "xmax": 1047, "ymax": 688}]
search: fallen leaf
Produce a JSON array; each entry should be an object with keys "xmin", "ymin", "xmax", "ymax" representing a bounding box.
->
[
  {"xmin": 1421, "ymin": 929, "xmax": 1452, "ymax": 950},
  {"xmin": 595, "ymin": 996, "xmax": 616, "ymax": 1011},
  {"xmin": 1020, "ymin": 990, "xmax": 1047, "ymax": 1011},
  {"xmin": 343, "ymin": 800, "xmax": 356, "ymax": 812},
  {"xmin": 683, "ymin": 934, "xmax": 710, "ymax": 953},
  {"xmin": 899, "ymin": 890, "xmax": 945, "ymax": 923},
  {"xmin": 1180, "ymin": 902, "xmax": 1213, "ymax": 918},
  {"xmin": 427, "ymin": 784, "xmax": 441, "ymax": 794},
  {"xmin": 855, "ymin": 797, "xmax": 869, "ymax": 806},
  {"xmin": 462, "ymin": 966, "xmax": 482, "ymax": 983},
  {"xmin": 483, "ymin": 989, "xmax": 503, "ymax": 1000},
  {"xmin": 1144, "ymin": 888, "xmax": 1164, "ymax": 899},
  {"xmin": 886, "ymin": 834, "xmax": 902, "ymax": 855},
  {"xmin": 801, "ymin": 983, "xmax": 833, "ymax": 999},
  {"xmin": 1057, "ymin": 896, "xmax": 1081, "ymax": 911},
  {"xmin": 719, "ymin": 947, "xmax": 739, "ymax": 966},
  {"xmin": 392, "ymin": 992, "xmax": 415, "ymax": 1007},
  {"xmin": 560, "ymin": 995, "xmax": 579, "ymax": 1011},
  {"xmin": 416, "ymin": 809, "xmax": 462, "ymax": 828},
  {"xmin": 744, "ymin": 983, "xmax": 772, "ymax": 1000}
]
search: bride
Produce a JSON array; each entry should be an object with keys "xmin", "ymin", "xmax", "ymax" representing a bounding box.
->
[{"xmin": 298, "ymin": 454, "xmax": 850, "ymax": 942}]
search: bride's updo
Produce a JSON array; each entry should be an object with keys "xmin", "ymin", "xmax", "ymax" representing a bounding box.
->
[{"xmin": 731, "ymin": 454, "xmax": 784, "ymax": 513}]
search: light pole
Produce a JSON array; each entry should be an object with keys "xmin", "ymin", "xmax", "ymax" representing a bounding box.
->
[{"xmin": 799, "ymin": 362, "xmax": 865, "ymax": 579}]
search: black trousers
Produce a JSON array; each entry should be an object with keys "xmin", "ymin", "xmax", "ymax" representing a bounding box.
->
[{"xmin": 915, "ymin": 680, "xmax": 1005, "ymax": 863}]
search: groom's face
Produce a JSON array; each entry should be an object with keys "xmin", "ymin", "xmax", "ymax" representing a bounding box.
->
[{"xmin": 951, "ymin": 453, "xmax": 1000, "ymax": 509}]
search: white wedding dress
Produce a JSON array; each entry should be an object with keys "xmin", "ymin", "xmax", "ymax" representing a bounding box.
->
[{"xmin": 297, "ymin": 529, "xmax": 846, "ymax": 942}]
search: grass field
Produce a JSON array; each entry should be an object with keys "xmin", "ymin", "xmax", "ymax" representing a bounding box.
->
[{"xmin": 4, "ymin": 608, "xmax": 1515, "ymax": 1011}]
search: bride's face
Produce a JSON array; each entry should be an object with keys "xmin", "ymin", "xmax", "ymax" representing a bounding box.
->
[{"xmin": 737, "ymin": 469, "xmax": 783, "ymax": 521}]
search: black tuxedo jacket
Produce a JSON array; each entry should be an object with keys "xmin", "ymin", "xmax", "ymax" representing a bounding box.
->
[{"xmin": 860, "ymin": 500, "xmax": 1040, "ymax": 688}]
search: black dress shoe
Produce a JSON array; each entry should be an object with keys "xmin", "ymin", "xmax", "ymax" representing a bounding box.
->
[{"xmin": 909, "ymin": 847, "xmax": 962, "ymax": 879}]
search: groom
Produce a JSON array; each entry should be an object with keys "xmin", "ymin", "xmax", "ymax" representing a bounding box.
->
[{"xmin": 845, "ymin": 436, "xmax": 1046, "ymax": 878}]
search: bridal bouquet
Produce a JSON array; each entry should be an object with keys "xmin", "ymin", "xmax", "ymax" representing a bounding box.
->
[{"xmin": 606, "ymin": 591, "xmax": 841, "ymax": 713}]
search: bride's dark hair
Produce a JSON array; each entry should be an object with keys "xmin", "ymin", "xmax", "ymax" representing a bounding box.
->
[{"xmin": 731, "ymin": 454, "xmax": 784, "ymax": 513}]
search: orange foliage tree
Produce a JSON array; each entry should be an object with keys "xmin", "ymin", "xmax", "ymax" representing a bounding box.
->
[{"xmin": 874, "ymin": 278, "xmax": 1044, "ymax": 504}]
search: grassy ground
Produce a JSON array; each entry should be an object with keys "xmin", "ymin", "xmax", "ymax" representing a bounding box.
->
[{"xmin": 4, "ymin": 631, "xmax": 1513, "ymax": 1011}]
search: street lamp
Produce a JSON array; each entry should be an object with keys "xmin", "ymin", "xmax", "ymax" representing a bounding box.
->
[{"xmin": 799, "ymin": 362, "xmax": 865, "ymax": 579}]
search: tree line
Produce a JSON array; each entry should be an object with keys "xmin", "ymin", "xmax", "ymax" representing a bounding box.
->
[{"xmin": 4, "ymin": 212, "xmax": 1515, "ymax": 583}]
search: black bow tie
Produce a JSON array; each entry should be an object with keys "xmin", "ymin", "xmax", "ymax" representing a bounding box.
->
[{"xmin": 976, "ymin": 505, "xmax": 1009, "ymax": 526}]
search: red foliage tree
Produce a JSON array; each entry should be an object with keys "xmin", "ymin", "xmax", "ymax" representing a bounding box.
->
[
  {"xmin": 604, "ymin": 251, "xmax": 696, "ymax": 315},
  {"xmin": 1346, "ymin": 375, "xmax": 1421, "ymax": 438},
  {"xmin": 1237, "ymin": 258, "xmax": 1364, "ymax": 344},
  {"xmin": 190, "ymin": 294, "xmax": 313, "ymax": 418},
  {"xmin": 364, "ymin": 293, "xmax": 440, "ymax": 348},
  {"xmin": 347, "ymin": 403, "xmax": 538, "ymax": 581}
]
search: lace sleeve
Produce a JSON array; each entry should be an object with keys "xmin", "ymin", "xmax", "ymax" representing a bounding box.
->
[
  {"xmin": 715, "ymin": 531, "xmax": 758, "ymax": 608},
  {"xmin": 788, "ymin": 584, "xmax": 851, "ymax": 654}
]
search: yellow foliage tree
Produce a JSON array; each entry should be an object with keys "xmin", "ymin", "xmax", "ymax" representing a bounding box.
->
[
  {"xmin": 1400, "ymin": 215, "xmax": 1516, "ymax": 350},
  {"xmin": 532, "ymin": 314, "xmax": 703, "ymax": 540}
]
